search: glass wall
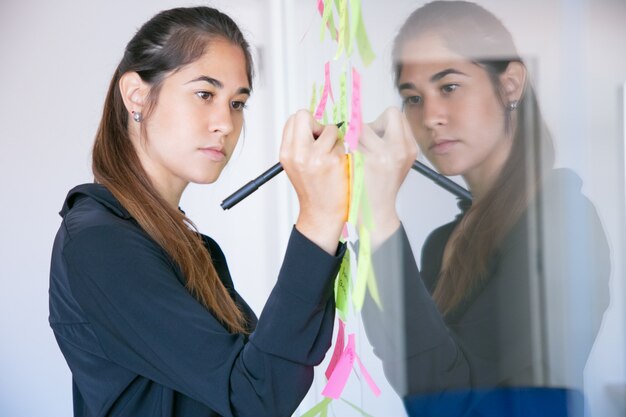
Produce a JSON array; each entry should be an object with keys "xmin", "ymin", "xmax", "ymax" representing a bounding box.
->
[{"xmin": 277, "ymin": 1, "xmax": 626, "ymax": 416}]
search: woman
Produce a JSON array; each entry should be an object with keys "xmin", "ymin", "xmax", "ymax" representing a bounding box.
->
[
  {"xmin": 359, "ymin": 1, "xmax": 610, "ymax": 415},
  {"xmin": 48, "ymin": 7, "xmax": 347, "ymax": 417}
]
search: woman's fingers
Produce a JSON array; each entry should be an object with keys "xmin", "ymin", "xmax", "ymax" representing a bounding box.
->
[{"xmin": 279, "ymin": 110, "xmax": 348, "ymax": 253}]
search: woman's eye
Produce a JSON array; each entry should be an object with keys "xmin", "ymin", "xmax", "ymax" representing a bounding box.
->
[
  {"xmin": 231, "ymin": 101, "xmax": 247, "ymax": 111},
  {"xmin": 441, "ymin": 84, "xmax": 459, "ymax": 94},
  {"xmin": 403, "ymin": 95, "xmax": 422, "ymax": 106},
  {"xmin": 196, "ymin": 91, "xmax": 213, "ymax": 101}
]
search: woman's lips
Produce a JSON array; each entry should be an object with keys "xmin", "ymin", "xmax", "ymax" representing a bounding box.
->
[
  {"xmin": 199, "ymin": 147, "xmax": 226, "ymax": 162},
  {"xmin": 429, "ymin": 139, "xmax": 459, "ymax": 155}
]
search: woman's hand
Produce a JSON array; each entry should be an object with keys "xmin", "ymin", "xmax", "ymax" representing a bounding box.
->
[
  {"xmin": 359, "ymin": 107, "xmax": 418, "ymax": 246},
  {"xmin": 280, "ymin": 110, "xmax": 348, "ymax": 254}
]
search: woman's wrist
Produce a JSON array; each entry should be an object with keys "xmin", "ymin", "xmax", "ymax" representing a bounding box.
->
[{"xmin": 295, "ymin": 214, "xmax": 344, "ymax": 255}]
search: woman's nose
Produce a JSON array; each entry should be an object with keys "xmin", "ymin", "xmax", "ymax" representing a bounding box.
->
[
  {"xmin": 422, "ymin": 96, "xmax": 447, "ymax": 130},
  {"xmin": 208, "ymin": 102, "xmax": 234, "ymax": 135}
]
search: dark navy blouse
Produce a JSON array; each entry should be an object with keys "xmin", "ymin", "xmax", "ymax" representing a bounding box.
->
[{"xmin": 49, "ymin": 184, "xmax": 344, "ymax": 417}]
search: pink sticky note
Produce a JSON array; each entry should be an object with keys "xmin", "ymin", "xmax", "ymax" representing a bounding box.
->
[
  {"xmin": 343, "ymin": 68, "xmax": 362, "ymax": 151},
  {"xmin": 314, "ymin": 62, "xmax": 334, "ymax": 120},
  {"xmin": 341, "ymin": 223, "xmax": 349, "ymax": 239},
  {"xmin": 322, "ymin": 334, "xmax": 356, "ymax": 399},
  {"xmin": 325, "ymin": 319, "xmax": 345, "ymax": 380},
  {"xmin": 325, "ymin": 61, "xmax": 335, "ymax": 103},
  {"xmin": 356, "ymin": 353, "xmax": 382, "ymax": 397}
]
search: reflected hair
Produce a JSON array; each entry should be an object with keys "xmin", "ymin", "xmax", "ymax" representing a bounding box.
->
[
  {"xmin": 393, "ymin": 1, "xmax": 554, "ymax": 315},
  {"xmin": 92, "ymin": 7, "xmax": 253, "ymax": 333}
]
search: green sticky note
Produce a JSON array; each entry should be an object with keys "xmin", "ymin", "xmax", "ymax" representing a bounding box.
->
[
  {"xmin": 353, "ymin": 225, "xmax": 370, "ymax": 311},
  {"xmin": 347, "ymin": 0, "xmax": 360, "ymax": 56},
  {"xmin": 320, "ymin": 0, "xmax": 338, "ymax": 42},
  {"xmin": 356, "ymin": 11, "xmax": 376, "ymax": 66},
  {"xmin": 334, "ymin": 0, "xmax": 349, "ymax": 59},
  {"xmin": 335, "ymin": 249, "xmax": 351, "ymax": 321},
  {"xmin": 301, "ymin": 397, "xmax": 332, "ymax": 417},
  {"xmin": 360, "ymin": 186, "xmax": 374, "ymax": 230},
  {"xmin": 339, "ymin": 71, "xmax": 348, "ymax": 136},
  {"xmin": 359, "ymin": 189, "xmax": 382, "ymax": 310},
  {"xmin": 366, "ymin": 257, "xmax": 382, "ymax": 310}
]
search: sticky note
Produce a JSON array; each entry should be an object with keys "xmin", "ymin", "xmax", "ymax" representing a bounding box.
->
[
  {"xmin": 325, "ymin": 318, "xmax": 346, "ymax": 379},
  {"xmin": 348, "ymin": 151, "xmax": 364, "ymax": 225},
  {"xmin": 314, "ymin": 62, "xmax": 335, "ymax": 120},
  {"xmin": 339, "ymin": 71, "xmax": 348, "ymax": 136},
  {"xmin": 334, "ymin": 253, "xmax": 350, "ymax": 321},
  {"xmin": 356, "ymin": 353, "xmax": 381, "ymax": 396},
  {"xmin": 343, "ymin": 68, "xmax": 362, "ymax": 151},
  {"xmin": 353, "ymin": 225, "xmax": 370, "ymax": 311},
  {"xmin": 301, "ymin": 397, "xmax": 332, "ymax": 417},
  {"xmin": 345, "ymin": 0, "xmax": 376, "ymax": 65},
  {"xmin": 322, "ymin": 334, "xmax": 356, "ymax": 399},
  {"xmin": 319, "ymin": 0, "xmax": 338, "ymax": 41},
  {"xmin": 334, "ymin": 0, "xmax": 349, "ymax": 59},
  {"xmin": 347, "ymin": 0, "xmax": 360, "ymax": 56}
]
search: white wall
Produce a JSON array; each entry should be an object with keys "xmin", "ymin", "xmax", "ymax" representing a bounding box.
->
[{"xmin": 0, "ymin": 1, "xmax": 623, "ymax": 416}]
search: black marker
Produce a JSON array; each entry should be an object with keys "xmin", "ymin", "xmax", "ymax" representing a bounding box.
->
[
  {"xmin": 411, "ymin": 160, "xmax": 472, "ymax": 202},
  {"xmin": 221, "ymin": 122, "xmax": 344, "ymax": 210}
]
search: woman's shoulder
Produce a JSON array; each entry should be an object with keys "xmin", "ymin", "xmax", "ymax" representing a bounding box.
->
[{"xmin": 58, "ymin": 183, "xmax": 144, "ymax": 243}]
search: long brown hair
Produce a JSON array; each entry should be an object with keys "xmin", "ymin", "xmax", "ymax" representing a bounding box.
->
[
  {"xmin": 92, "ymin": 7, "xmax": 254, "ymax": 333},
  {"xmin": 393, "ymin": 1, "xmax": 554, "ymax": 315}
]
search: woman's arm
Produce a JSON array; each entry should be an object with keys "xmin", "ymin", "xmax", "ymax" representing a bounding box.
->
[{"xmin": 62, "ymin": 221, "xmax": 344, "ymax": 417}]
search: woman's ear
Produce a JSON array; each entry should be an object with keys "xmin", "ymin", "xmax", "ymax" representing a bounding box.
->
[
  {"xmin": 119, "ymin": 71, "xmax": 148, "ymax": 115},
  {"xmin": 500, "ymin": 61, "xmax": 527, "ymax": 103}
]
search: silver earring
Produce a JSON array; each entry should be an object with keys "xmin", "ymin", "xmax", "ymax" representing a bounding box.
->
[
  {"xmin": 507, "ymin": 100, "xmax": 519, "ymax": 111},
  {"xmin": 132, "ymin": 111, "xmax": 143, "ymax": 122}
]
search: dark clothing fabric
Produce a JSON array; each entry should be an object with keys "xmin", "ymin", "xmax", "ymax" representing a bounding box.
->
[
  {"xmin": 362, "ymin": 168, "xmax": 610, "ymax": 415},
  {"xmin": 49, "ymin": 183, "xmax": 345, "ymax": 417}
]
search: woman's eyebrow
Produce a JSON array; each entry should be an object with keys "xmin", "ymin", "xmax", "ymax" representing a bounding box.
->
[
  {"xmin": 185, "ymin": 75, "xmax": 250, "ymax": 95},
  {"xmin": 397, "ymin": 68, "xmax": 469, "ymax": 92},
  {"xmin": 430, "ymin": 68, "xmax": 468, "ymax": 82},
  {"xmin": 398, "ymin": 82, "xmax": 416, "ymax": 92},
  {"xmin": 186, "ymin": 75, "xmax": 223, "ymax": 88}
]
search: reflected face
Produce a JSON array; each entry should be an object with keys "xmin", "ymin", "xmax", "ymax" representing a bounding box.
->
[
  {"xmin": 141, "ymin": 39, "xmax": 250, "ymax": 192},
  {"xmin": 398, "ymin": 34, "xmax": 512, "ymax": 181}
]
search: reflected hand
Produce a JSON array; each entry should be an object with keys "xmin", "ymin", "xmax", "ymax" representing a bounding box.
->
[{"xmin": 359, "ymin": 107, "xmax": 417, "ymax": 246}]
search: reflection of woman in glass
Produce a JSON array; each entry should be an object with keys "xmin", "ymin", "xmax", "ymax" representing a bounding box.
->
[{"xmin": 359, "ymin": 1, "xmax": 610, "ymax": 415}]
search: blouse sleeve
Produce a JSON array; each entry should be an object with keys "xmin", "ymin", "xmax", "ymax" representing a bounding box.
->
[{"xmin": 63, "ymin": 223, "xmax": 344, "ymax": 417}]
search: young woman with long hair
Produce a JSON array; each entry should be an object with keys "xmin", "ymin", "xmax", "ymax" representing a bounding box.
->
[
  {"xmin": 359, "ymin": 2, "xmax": 610, "ymax": 415},
  {"xmin": 49, "ymin": 7, "xmax": 347, "ymax": 417}
]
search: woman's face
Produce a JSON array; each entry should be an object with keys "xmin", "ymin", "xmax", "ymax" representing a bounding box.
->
[
  {"xmin": 397, "ymin": 33, "xmax": 513, "ymax": 186},
  {"xmin": 140, "ymin": 39, "xmax": 250, "ymax": 196}
]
